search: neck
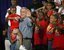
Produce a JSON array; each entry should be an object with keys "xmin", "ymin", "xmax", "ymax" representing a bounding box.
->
[{"xmin": 12, "ymin": 4, "xmax": 17, "ymax": 7}]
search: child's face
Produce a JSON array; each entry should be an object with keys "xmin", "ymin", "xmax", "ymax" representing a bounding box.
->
[
  {"xmin": 10, "ymin": 7, "xmax": 16, "ymax": 14},
  {"xmin": 47, "ymin": 3, "xmax": 52, "ymax": 10},
  {"xmin": 50, "ymin": 15, "xmax": 57, "ymax": 23}
]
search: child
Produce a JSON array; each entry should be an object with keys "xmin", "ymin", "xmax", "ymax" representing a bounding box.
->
[
  {"xmin": 7, "ymin": 6, "xmax": 23, "ymax": 50},
  {"xmin": 52, "ymin": 16, "xmax": 64, "ymax": 50},
  {"xmin": 46, "ymin": 2, "xmax": 54, "ymax": 17},
  {"xmin": 34, "ymin": 10, "xmax": 48, "ymax": 50},
  {"xmin": 46, "ymin": 14, "xmax": 58, "ymax": 50},
  {"xmin": 54, "ymin": 15, "xmax": 64, "ymax": 50}
]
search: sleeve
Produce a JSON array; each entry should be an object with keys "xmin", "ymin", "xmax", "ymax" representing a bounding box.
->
[
  {"xmin": 16, "ymin": 6, "xmax": 21, "ymax": 15},
  {"xmin": 7, "ymin": 15, "xmax": 11, "ymax": 18},
  {"xmin": 5, "ymin": 8, "xmax": 10, "ymax": 18},
  {"xmin": 58, "ymin": 7, "xmax": 62, "ymax": 13},
  {"xmin": 5, "ymin": 12, "xmax": 9, "ymax": 18},
  {"xmin": 27, "ymin": 18, "xmax": 32, "ymax": 27}
]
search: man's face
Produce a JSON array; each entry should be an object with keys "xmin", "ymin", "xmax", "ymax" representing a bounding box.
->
[
  {"xmin": 11, "ymin": 0, "xmax": 17, "ymax": 6},
  {"xmin": 20, "ymin": 8, "xmax": 27, "ymax": 18}
]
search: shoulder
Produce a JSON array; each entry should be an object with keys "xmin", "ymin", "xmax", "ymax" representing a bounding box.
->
[
  {"xmin": 16, "ymin": 5, "xmax": 21, "ymax": 9},
  {"xmin": 26, "ymin": 17, "xmax": 32, "ymax": 21},
  {"xmin": 8, "ymin": 14, "xmax": 12, "ymax": 17},
  {"xmin": 24, "ymin": 17, "xmax": 32, "ymax": 23}
]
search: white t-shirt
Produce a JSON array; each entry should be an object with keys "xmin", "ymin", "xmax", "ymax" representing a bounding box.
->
[{"xmin": 5, "ymin": 5, "xmax": 21, "ymax": 26}]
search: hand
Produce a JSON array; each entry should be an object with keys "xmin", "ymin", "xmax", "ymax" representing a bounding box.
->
[
  {"xmin": 26, "ymin": 9, "xmax": 31, "ymax": 17},
  {"xmin": 14, "ymin": 17, "xmax": 18, "ymax": 21},
  {"xmin": 17, "ymin": 16, "xmax": 20, "ymax": 19},
  {"xmin": 35, "ymin": 26, "xmax": 39, "ymax": 31},
  {"xmin": 50, "ymin": 28, "xmax": 54, "ymax": 33},
  {"xmin": 14, "ymin": 17, "xmax": 20, "ymax": 21}
]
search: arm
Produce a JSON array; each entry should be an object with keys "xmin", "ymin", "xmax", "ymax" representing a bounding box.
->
[
  {"xmin": 7, "ymin": 16, "xmax": 15, "ymax": 20},
  {"xmin": 5, "ymin": 8, "xmax": 10, "ymax": 21},
  {"xmin": 7, "ymin": 15, "xmax": 20, "ymax": 21},
  {"xmin": 47, "ymin": 25, "xmax": 54, "ymax": 33},
  {"xmin": 27, "ymin": 18, "xmax": 32, "ymax": 27}
]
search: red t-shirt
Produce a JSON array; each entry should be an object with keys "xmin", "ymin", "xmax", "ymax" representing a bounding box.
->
[
  {"xmin": 8, "ymin": 14, "xmax": 20, "ymax": 30},
  {"xmin": 46, "ymin": 23, "xmax": 54, "ymax": 40},
  {"xmin": 47, "ymin": 10, "xmax": 54, "ymax": 17},
  {"xmin": 34, "ymin": 19, "xmax": 48, "ymax": 45},
  {"xmin": 38, "ymin": 20, "xmax": 48, "ymax": 45}
]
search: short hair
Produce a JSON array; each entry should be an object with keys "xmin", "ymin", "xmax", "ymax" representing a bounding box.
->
[
  {"xmin": 52, "ymin": 14, "xmax": 58, "ymax": 19},
  {"xmin": 20, "ymin": 7, "xmax": 27, "ymax": 12}
]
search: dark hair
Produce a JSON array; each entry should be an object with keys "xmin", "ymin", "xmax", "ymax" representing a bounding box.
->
[
  {"xmin": 9, "ymin": 6, "xmax": 16, "ymax": 14},
  {"xmin": 47, "ymin": 2, "xmax": 55, "ymax": 9},
  {"xmin": 53, "ymin": 14, "xmax": 58, "ymax": 19}
]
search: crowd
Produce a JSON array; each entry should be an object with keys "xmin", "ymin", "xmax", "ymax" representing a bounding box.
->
[{"xmin": 2, "ymin": 0, "xmax": 64, "ymax": 50}]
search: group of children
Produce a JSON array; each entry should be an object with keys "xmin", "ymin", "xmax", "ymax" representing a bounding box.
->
[{"xmin": 33, "ymin": 0, "xmax": 64, "ymax": 50}]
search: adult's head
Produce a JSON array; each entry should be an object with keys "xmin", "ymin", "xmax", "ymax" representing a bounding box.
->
[
  {"xmin": 20, "ymin": 7, "xmax": 27, "ymax": 18},
  {"xmin": 11, "ymin": 0, "xmax": 17, "ymax": 6}
]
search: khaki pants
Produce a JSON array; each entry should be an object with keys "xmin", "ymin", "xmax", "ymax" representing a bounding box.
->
[{"xmin": 23, "ymin": 39, "xmax": 32, "ymax": 50}]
